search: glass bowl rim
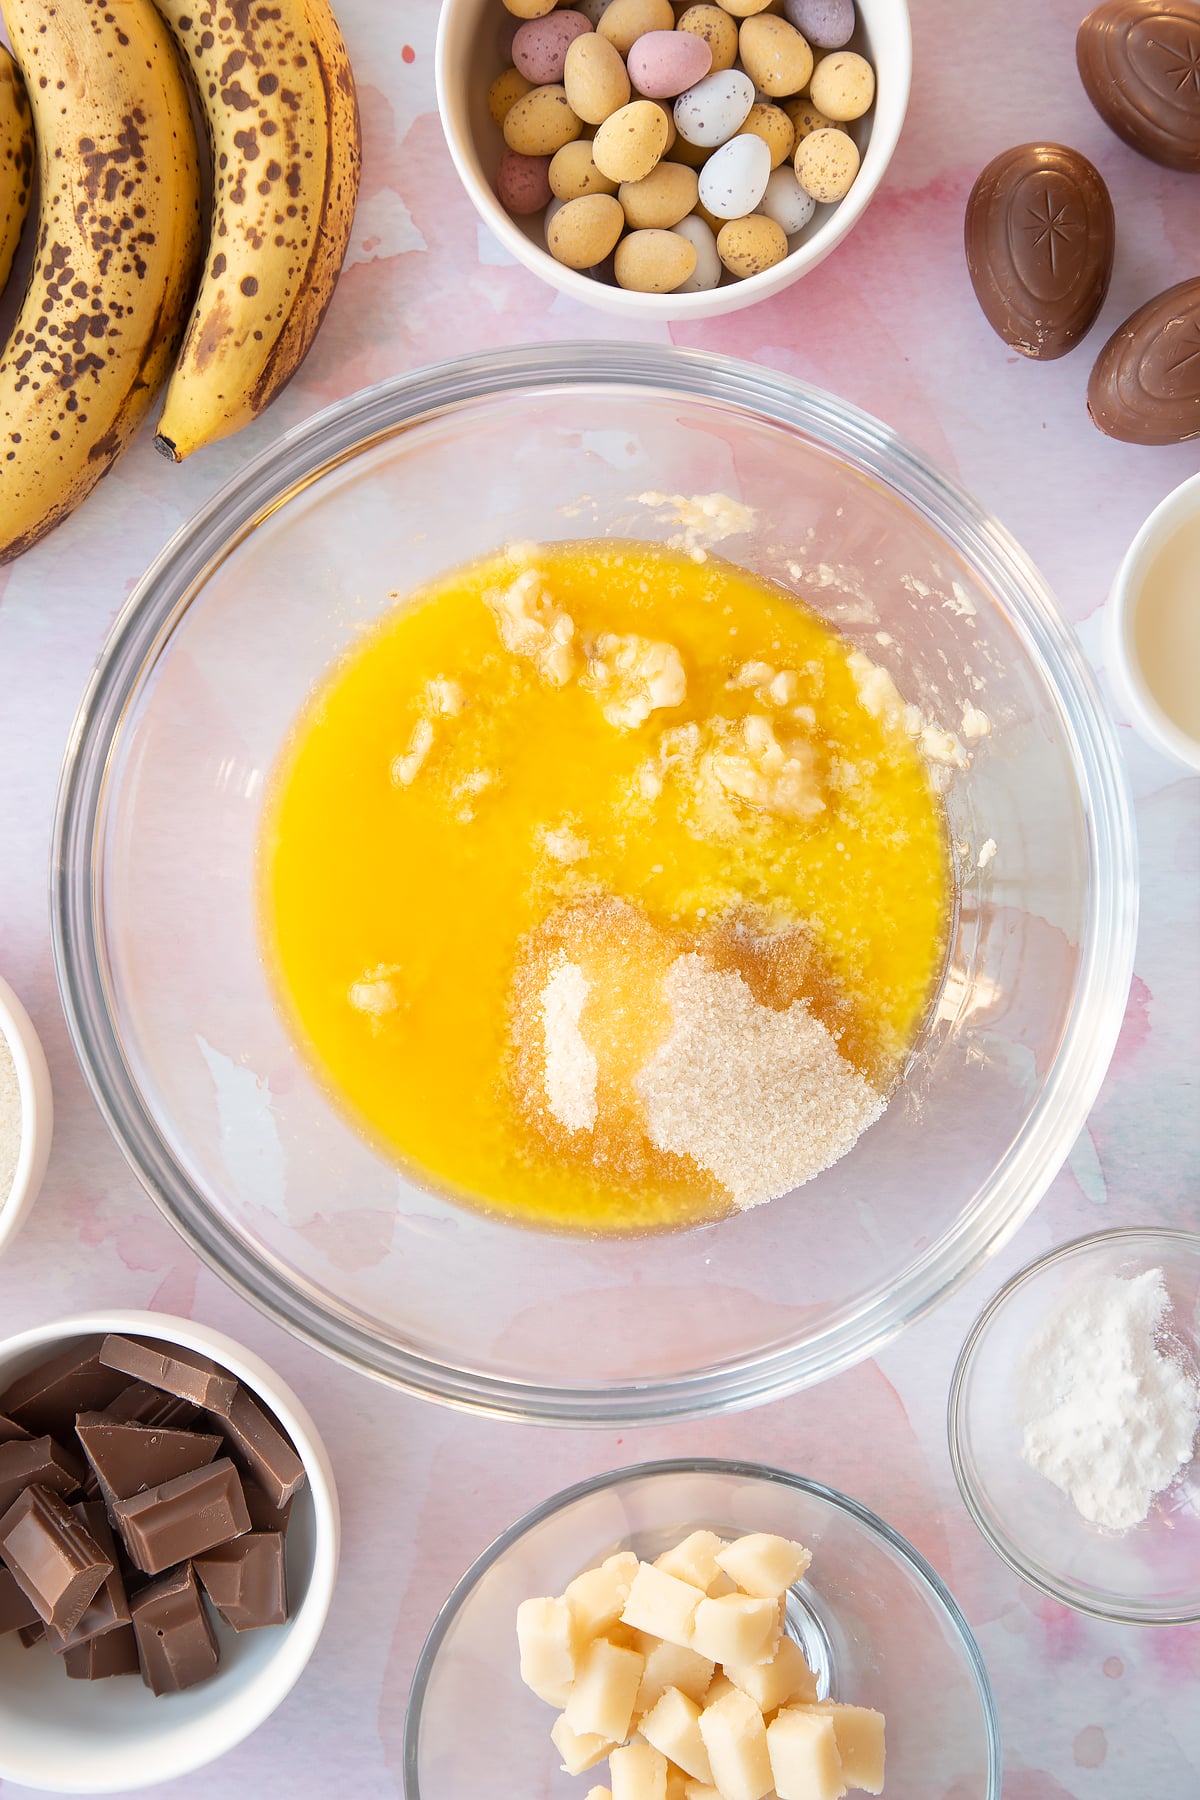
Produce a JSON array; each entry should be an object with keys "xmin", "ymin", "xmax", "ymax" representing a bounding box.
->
[
  {"xmin": 947, "ymin": 1226, "xmax": 1200, "ymax": 1627},
  {"xmin": 401, "ymin": 1454, "xmax": 1003, "ymax": 1798},
  {"xmin": 51, "ymin": 341, "xmax": 1138, "ymax": 1425}
]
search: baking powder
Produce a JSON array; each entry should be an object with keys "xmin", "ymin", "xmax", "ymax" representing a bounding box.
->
[{"xmin": 1021, "ymin": 1267, "xmax": 1200, "ymax": 1530}]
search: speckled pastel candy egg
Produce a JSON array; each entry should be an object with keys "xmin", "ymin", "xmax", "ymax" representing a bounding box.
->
[
  {"xmin": 488, "ymin": 66, "xmax": 534, "ymax": 126},
  {"xmin": 596, "ymin": 0, "xmax": 674, "ymax": 58},
  {"xmin": 671, "ymin": 213, "xmax": 723, "ymax": 290},
  {"xmin": 626, "ymin": 29, "xmax": 712, "ymax": 100},
  {"xmin": 717, "ymin": 212, "xmax": 789, "ymax": 277},
  {"xmin": 809, "ymin": 49, "xmax": 875, "ymax": 121},
  {"xmin": 782, "ymin": 0, "xmax": 856, "ymax": 50},
  {"xmin": 574, "ymin": 0, "xmax": 614, "ymax": 22},
  {"xmin": 794, "ymin": 124, "xmax": 860, "ymax": 199},
  {"xmin": 496, "ymin": 145, "xmax": 554, "ymax": 214},
  {"xmin": 618, "ymin": 159, "xmax": 699, "ymax": 227},
  {"xmin": 512, "ymin": 10, "xmax": 593, "ymax": 84},
  {"xmin": 614, "ymin": 226, "xmax": 697, "ymax": 290},
  {"xmin": 759, "ymin": 164, "xmax": 816, "ymax": 233},
  {"xmin": 698, "ymin": 131, "xmax": 772, "ymax": 218},
  {"xmin": 547, "ymin": 192, "xmax": 626, "ymax": 267},
  {"xmin": 549, "ymin": 137, "xmax": 619, "ymax": 199},
  {"xmin": 673, "ymin": 67, "xmax": 756, "ymax": 147},
  {"xmin": 737, "ymin": 15, "xmax": 814, "ymax": 98},
  {"xmin": 592, "ymin": 97, "xmax": 670, "ymax": 181},
  {"xmin": 503, "ymin": 84, "xmax": 584, "ymax": 155},
  {"xmin": 737, "ymin": 101, "xmax": 795, "ymax": 169},
  {"xmin": 563, "ymin": 32, "xmax": 630, "ymax": 124}
]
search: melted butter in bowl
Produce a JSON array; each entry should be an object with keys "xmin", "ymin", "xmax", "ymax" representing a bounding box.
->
[{"xmin": 259, "ymin": 539, "xmax": 953, "ymax": 1235}]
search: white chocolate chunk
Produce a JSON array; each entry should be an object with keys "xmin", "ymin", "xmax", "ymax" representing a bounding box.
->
[
  {"xmin": 725, "ymin": 1634, "xmax": 818, "ymax": 1713},
  {"xmin": 566, "ymin": 1551, "xmax": 641, "ymax": 1640},
  {"xmin": 621, "ymin": 1561, "xmax": 705, "ymax": 1649},
  {"xmin": 665, "ymin": 1768, "xmax": 690, "ymax": 1800},
  {"xmin": 690, "ymin": 1593, "xmax": 782, "ymax": 1667},
  {"xmin": 798, "ymin": 1702, "xmax": 886, "ymax": 1794},
  {"xmin": 552, "ymin": 1711, "xmax": 616, "ymax": 1776},
  {"xmin": 683, "ymin": 1787, "xmax": 722, "ymax": 1800},
  {"xmin": 767, "ymin": 1706, "xmax": 846, "ymax": 1800},
  {"xmin": 635, "ymin": 1638, "xmax": 716, "ymax": 1712},
  {"xmin": 654, "ymin": 1530, "xmax": 727, "ymax": 1594},
  {"xmin": 697, "ymin": 1686, "xmax": 775, "ymax": 1800},
  {"xmin": 640, "ymin": 1686, "xmax": 713, "ymax": 1784},
  {"xmin": 586, "ymin": 1789, "xmax": 614, "ymax": 1800},
  {"xmin": 714, "ymin": 1532, "xmax": 812, "ymax": 1598},
  {"xmin": 564, "ymin": 1637, "xmax": 645, "ymax": 1744},
  {"xmin": 702, "ymin": 1671, "xmax": 737, "ymax": 1708},
  {"xmin": 610, "ymin": 1740, "xmax": 669, "ymax": 1800},
  {"xmin": 517, "ymin": 1595, "xmax": 577, "ymax": 1706}
]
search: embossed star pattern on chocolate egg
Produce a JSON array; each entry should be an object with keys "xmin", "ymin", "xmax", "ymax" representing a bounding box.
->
[
  {"xmin": 1077, "ymin": 0, "xmax": 1200, "ymax": 172},
  {"xmin": 965, "ymin": 143, "xmax": 1116, "ymax": 359},
  {"xmin": 1088, "ymin": 276, "xmax": 1200, "ymax": 442}
]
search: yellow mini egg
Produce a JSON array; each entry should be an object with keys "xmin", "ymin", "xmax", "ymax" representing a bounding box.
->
[
  {"xmin": 737, "ymin": 15, "xmax": 814, "ymax": 97},
  {"xmin": 488, "ymin": 67, "xmax": 534, "ymax": 126},
  {"xmin": 501, "ymin": 0, "xmax": 557, "ymax": 17},
  {"xmin": 794, "ymin": 124, "xmax": 860, "ymax": 199},
  {"xmin": 549, "ymin": 138, "xmax": 620, "ymax": 199},
  {"xmin": 593, "ymin": 99, "xmax": 670, "ymax": 182},
  {"xmin": 736, "ymin": 101, "xmax": 795, "ymax": 168},
  {"xmin": 669, "ymin": 131, "xmax": 712, "ymax": 168},
  {"xmin": 692, "ymin": 197, "xmax": 725, "ymax": 236},
  {"xmin": 675, "ymin": 4, "xmax": 740, "ymax": 73},
  {"xmin": 596, "ymin": 0, "xmax": 675, "ymax": 58},
  {"xmin": 716, "ymin": 212, "xmax": 789, "ymax": 277},
  {"xmin": 619, "ymin": 159, "xmax": 700, "ymax": 228},
  {"xmin": 809, "ymin": 49, "xmax": 875, "ymax": 121},
  {"xmin": 563, "ymin": 32, "xmax": 631, "ymax": 125},
  {"xmin": 503, "ymin": 84, "xmax": 585, "ymax": 156},
  {"xmin": 784, "ymin": 97, "xmax": 841, "ymax": 139},
  {"xmin": 710, "ymin": 0, "xmax": 773, "ymax": 18},
  {"xmin": 614, "ymin": 226, "xmax": 698, "ymax": 290},
  {"xmin": 547, "ymin": 193, "xmax": 627, "ymax": 268}
]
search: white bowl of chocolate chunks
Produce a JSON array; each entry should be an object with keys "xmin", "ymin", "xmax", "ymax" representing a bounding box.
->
[{"xmin": 0, "ymin": 1310, "xmax": 340, "ymax": 1793}]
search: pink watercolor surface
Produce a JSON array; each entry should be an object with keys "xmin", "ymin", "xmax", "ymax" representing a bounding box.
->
[{"xmin": 0, "ymin": 0, "xmax": 1198, "ymax": 1795}]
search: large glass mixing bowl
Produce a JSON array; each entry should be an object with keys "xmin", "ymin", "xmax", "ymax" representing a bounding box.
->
[{"xmin": 52, "ymin": 345, "xmax": 1136, "ymax": 1423}]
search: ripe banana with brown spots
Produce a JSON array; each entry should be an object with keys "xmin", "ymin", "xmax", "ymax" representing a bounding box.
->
[
  {"xmin": 0, "ymin": 43, "xmax": 34, "ymax": 298},
  {"xmin": 0, "ymin": 0, "xmax": 203, "ymax": 564},
  {"xmin": 150, "ymin": 0, "xmax": 362, "ymax": 461}
]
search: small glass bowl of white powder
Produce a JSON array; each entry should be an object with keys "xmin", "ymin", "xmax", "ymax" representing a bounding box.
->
[
  {"xmin": 948, "ymin": 1228, "xmax": 1200, "ymax": 1626},
  {"xmin": 0, "ymin": 974, "xmax": 54, "ymax": 1259}
]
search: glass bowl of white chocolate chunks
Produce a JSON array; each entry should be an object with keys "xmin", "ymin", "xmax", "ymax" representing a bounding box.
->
[
  {"xmin": 0, "ymin": 1311, "xmax": 338, "ymax": 1795},
  {"xmin": 405, "ymin": 1458, "xmax": 1001, "ymax": 1798}
]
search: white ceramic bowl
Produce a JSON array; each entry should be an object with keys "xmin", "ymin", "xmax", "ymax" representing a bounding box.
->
[
  {"xmin": 0, "ymin": 973, "xmax": 54, "ymax": 1260},
  {"xmin": 435, "ymin": 0, "xmax": 911, "ymax": 319},
  {"xmin": 0, "ymin": 1310, "xmax": 340, "ymax": 1794},
  {"xmin": 1107, "ymin": 469, "xmax": 1200, "ymax": 773}
]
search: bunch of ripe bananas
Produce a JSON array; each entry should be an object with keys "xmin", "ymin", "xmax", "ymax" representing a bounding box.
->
[{"xmin": 0, "ymin": 0, "xmax": 361, "ymax": 563}]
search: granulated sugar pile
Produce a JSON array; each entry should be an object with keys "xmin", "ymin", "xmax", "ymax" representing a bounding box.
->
[
  {"xmin": 534, "ymin": 944, "xmax": 882, "ymax": 1211},
  {"xmin": 0, "ymin": 1032, "xmax": 21, "ymax": 1207},
  {"xmin": 635, "ymin": 955, "xmax": 883, "ymax": 1209}
]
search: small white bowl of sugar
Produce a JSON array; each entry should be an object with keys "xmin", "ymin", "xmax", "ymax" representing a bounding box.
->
[{"xmin": 0, "ymin": 974, "xmax": 54, "ymax": 1259}]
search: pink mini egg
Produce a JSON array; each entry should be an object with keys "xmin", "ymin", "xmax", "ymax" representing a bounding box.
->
[
  {"xmin": 512, "ymin": 10, "xmax": 594, "ymax": 85},
  {"xmin": 626, "ymin": 28, "xmax": 712, "ymax": 100},
  {"xmin": 496, "ymin": 146, "xmax": 554, "ymax": 215}
]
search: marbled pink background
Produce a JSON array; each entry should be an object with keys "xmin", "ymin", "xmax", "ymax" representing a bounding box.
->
[{"xmin": 1, "ymin": 0, "xmax": 1199, "ymax": 1794}]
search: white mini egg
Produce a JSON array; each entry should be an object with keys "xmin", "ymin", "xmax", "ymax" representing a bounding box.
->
[
  {"xmin": 671, "ymin": 213, "xmax": 723, "ymax": 290},
  {"xmin": 673, "ymin": 68, "xmax": 755, "ymax": 148},
  {"xmin": 697, "ymin": 132, "xmax": 771, "ymax": 219},
  {"xmin": 758, "ymin": 165, "xmax": 816, "ymax": 234}
]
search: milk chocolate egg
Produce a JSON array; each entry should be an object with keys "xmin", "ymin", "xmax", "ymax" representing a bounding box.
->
[
  {"xmin": 1088, "ymin": 276, "xmax": 1200, "ymax": 443},
  {"xmin": 964, "ymin": 143, "xmax": 1115, "ymax": 360},
  {"xmin": 1077, "ymin": 0, "xmax": 1200, "ymax": 173}
]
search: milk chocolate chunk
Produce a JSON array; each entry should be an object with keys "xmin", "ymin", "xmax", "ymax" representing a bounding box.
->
[
  {"xmin": 214, "ymin": 1386, "xmax": 306, "ymax": 1510},
  {"xmin": 242, "ymin": 1480, "xmax": 294, "ymax": 1536},
  {"xmin": 0, "ymin": 1346, "xmax": 129, "ymax": 1442},
  {"xmin": 113, "ymin": 1457, "xmax": 250, "ymax": 1575},
  {"xmin": 0, "ymin": 1413, "xmax": 31, "ymax": 1446},
  {"xmin": 195, "ymin": 1531, "xmax": 287, "ymax": 1630},
  {"xmin": 1088, "ymin": 275, "xmax": 1200, "ymax": 441},
  {"xmin": 0, "ymin": 1435, "xmax": 84, "ymax": 1515},
  {"xmin": 63, "ymin": 1624, "xmax": 141, "ymax": 1680},
  {"xmin": 0, "ymin": 1564, "xmax": 41, "ymax": 1634},
  {"xmin": 46, "ymin": 1505, "xmax": 131, "ymax": 1651},
  {"xmin": 0, "ymin": 1485, "xmax": 113, "ymax": 1636},
  {"xmin": 130, "ymin": 1563, "xmax": 219, "ymax": 1695},
  {"xmin": 99, "ymin": 1336, "xmax": 238, "ymax": 1413},
  {"xmin": 99, "ymin": 1382, "xmax": 199, "ymax": 1432},
  {"xmin": 75, "ymin": 1415, "xmax": 223, "ymax": 1510},
  {"xmin": 17, "ymin": 1620, "xmax": 45, "ymax": 1647},
  {"xmin": 965, "ymin": 143, "xmax": 1115, "ymax": 359},
  {"xmin": 1078, "ymin": 0, "xmax": 1200, "ymax": 173}
]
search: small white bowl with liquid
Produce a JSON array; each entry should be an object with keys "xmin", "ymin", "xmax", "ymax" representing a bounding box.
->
[{"xmin": 1108, "ymin": 472, "xmax": 1200, "ymax": 775}]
